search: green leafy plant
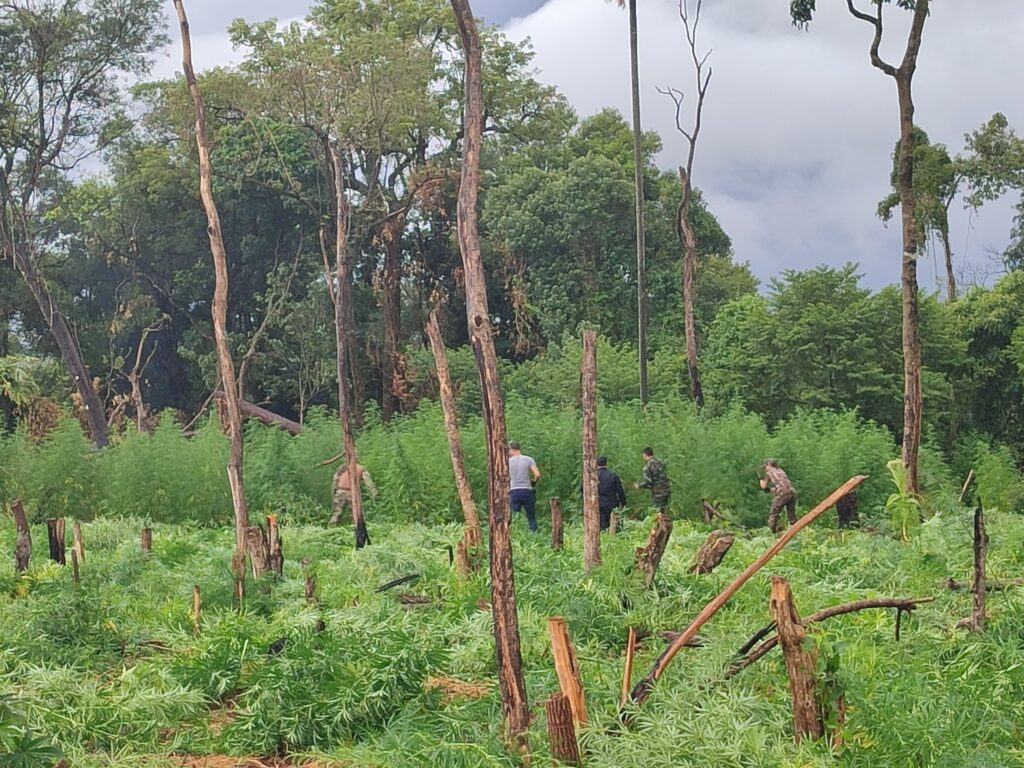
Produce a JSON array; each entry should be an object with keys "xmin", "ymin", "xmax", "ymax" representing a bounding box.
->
[{"xmin": 885, "ymin": 458, "xmax": 921, "ymax": 541}]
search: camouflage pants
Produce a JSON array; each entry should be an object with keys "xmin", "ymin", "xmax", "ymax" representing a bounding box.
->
[
  {"xmin": 767, "ymin": 489, "xmax": 797, "ymax": 534},
  {"xmin": 330, "ymin": 488, "xmax": 352, "ymax": 525}
]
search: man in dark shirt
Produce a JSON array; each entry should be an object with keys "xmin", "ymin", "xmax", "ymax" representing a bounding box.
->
[{"xmin": 595, "ymin": 456, "xmax": 627, "ymax": 531}]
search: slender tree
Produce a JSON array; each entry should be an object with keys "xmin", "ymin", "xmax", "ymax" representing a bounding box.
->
[
  {"xmin": 791, "ymin": 0, "xmax": 930, "ymax": 494},
  {"xmin": 450, "ymin": 0, "xmax": 530, "ymax": 741},
  {"xmin": 172, "ymin": 0, "xmax": 249, "ymax": 593},
  {"xmin": 661, "ymin": 0, "xmax": 711, "ymax": 410}
]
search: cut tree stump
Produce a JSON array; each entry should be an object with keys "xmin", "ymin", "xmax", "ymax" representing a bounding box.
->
[
  {"xmin": 609, "ymin": 511, "xmax": 619, "ymax": 534},
  {"xmin": 548, "ymin": 617, "xmax": 588, "ymax": 726},
  {"xmin": 545, "ymin": 693, "xmax": 580, "ymax": 765},
  {"xmin": 13, "ymin": 500, "xmax": 31, "ymax": 573},
  {"xmin": 72, "ymin": 521, "xmax": 85, "ymax": 564},
  {"xmin": 550, "ymin": 497, "xmax": 564, "ymax": 550},
  {"xmin": 71, "ymin": 549, "xmax": 80, "ymax": 586},
  {"xmin": 245, "ymin": 525, "xmax": 270, "ymax": 578},
  {"xmin": 141, "ymin": 527, "xmax": 152, "ymax": 552},
  {"xmin": 770, "ymin": 576, "xmax": 824, "ymax": 743},
  {"xmin": 836, "ymin": 492, "xmax": 859, "ymax": 528},
  {"xmin": 635, "ymin": 513, "xmax": 673, "ymax": 588},
  {"xmin": 192, "ymin": 585, "xmax": 202, "ymax": 634},
  {"xmin": 688, "ymin": 529, "xmax": 734, "ymax": 574},
  {"xmin": 46, "ymin": 518, "xmax": 66, "ymax": 565}
]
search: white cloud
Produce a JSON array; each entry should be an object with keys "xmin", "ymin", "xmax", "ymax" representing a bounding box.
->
[{"xmin": 505, "ymin": 0, "xmax": 1024, "ymax": 289}]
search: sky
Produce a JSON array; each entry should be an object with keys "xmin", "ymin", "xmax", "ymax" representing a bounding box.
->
[{"xmin": 154, "ymin": 0, "xmax": 1024, "ymax": 291}]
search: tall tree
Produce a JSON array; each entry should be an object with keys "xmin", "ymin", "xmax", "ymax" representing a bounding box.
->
[
  {"xmin": 173, "ymin": 0, "xmax": 250, "ymax": 594},
  {"xmin": 450, "ymin": 0, "xmax": 530, "ymax": 742},
  {"xmin": 791, "ymin": 0, "xmax": 931, "ymax": 494},
  {"xmin": 0, "ymin": 0, "xmax": 166, "ymax": 447},
  {"xmin": 661, "ymin": 0, "xmax": 711, "ymax": 409}
]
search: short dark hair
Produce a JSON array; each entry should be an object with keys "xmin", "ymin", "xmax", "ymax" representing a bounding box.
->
[
  {"xmin": 642, "ymin": 447, "xmax": 654, "ymax": 457},
  {"xmin": 509, "ymin": 441, "xmax": 521, "ymax": 450},
  {"xmin": 596, "ymin": 455, "xmax": 608, "ymax": 467},
  {"xmin": 763, "ymin": 458, "xmax": 778, "ymax": 468}
]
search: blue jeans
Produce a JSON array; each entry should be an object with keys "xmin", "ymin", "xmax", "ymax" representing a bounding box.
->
[{"xmin": 510, "ymin": 489, "xmax": 537, "ymax": 531}]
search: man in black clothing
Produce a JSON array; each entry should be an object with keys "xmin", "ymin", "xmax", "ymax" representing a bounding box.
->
[{"xmin": 596, "ymin": 455, "xmax": 627, "ymax": 531}]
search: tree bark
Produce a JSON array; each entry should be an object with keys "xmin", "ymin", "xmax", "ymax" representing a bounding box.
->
[
  {"xmin": 581, "ymin": 330, "xmax": 600, "ymax": 573},
  {"xmin": 267, "ymin": 514, "xmax": 283, "ymax": 577},
  {"xmin": 245, "ymin": 525, "xmax": 270, "ymax": 578},
  {"xmin": 13, "ymin": 499, "xmax": 31, "ymax": 573},
  {"xmin": 426, "ymin": 310, "xmax": 482, "ymax": 544},
  {"xmin": 688, "ymin": 529, "xmax": 734, "ymax": 574},
  {"xmin": 450, "ymin": 0, "xmax": 529, "ymax": 741},
  {"xmin": 770, "ymin": 576, "xmax": 825, "ymax": 743},
  {"xmin": 548, "ymin": 617, "xmax": 588, "ymax": 727},
  {"xmin": 174, "ymin": 0, "xmax": 250, "ymax": 596},
  {"xmin": 380, "ymin": 215, "xmax": 404, "ymax": 421},
  {"xmin": 941, "ymin": 226, "xmax": 956, "ymax": 303},
  {"xmin": 214, "ymin": 393, "xmax": 303, "ymax": 435},
  {"xmin": 46, "ymin": 518, "xmax": 65, "ymax": 565},
  {"xmin": 620, "ymin": 626, "xmax": 638, "ymax": 707},
  {"xmin": 545, "ymin": 693, "xmax": 580, "ymax": 766},
  {"xmin": 141, "ymin": 527, "xmax": 152, "ymax": 552},
  {"xmin": 550, "ymin": 497, "xmax": 564, "ymax": 550},
  {"xmin": 680, "ymin": 199, "xmax": 704, "ymax": 409},
  {"xmin": 71, "ymin": 548, "xmax": 80, "ymax": 585},
  {"xmin": 634, "ymin": 512, "xmax": 672, "ymax": 588},
  {"xmin": 72, "ymin": 521, "xmax": 85, "ymax": 565},
  {"xmin": 971, "ymin": 506, "xmax": 987, "ymax": 632},
  {"xmin": 326, "ymin": 143, "xmax": 369, "ymax": 550},
  {"xmin": 627, "ymin": 0, "xmax": 648, "ymax": 405}
]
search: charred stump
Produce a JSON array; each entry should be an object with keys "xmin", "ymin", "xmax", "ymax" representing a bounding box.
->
[{"xmin": 47, "ymin": 518, "xmax": 66, "ymax": 565}]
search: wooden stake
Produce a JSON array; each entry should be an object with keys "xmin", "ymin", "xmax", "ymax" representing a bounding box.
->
[
  {"xmin": 13, "ymin": 499, "xmax": 31, "ymax": 573},
  {"xmin": 626, "ymin": 475, "xmax": 868, "ymax": 709},
  {"xmin": 771, "ymin": 576, "xmax": 824, "ymax": 742},
  {"xmin": 550, "ymin": 497, "xmax": 564, "ymax": 550},
  {"xmin": 634, "ymin": 512, "xmax": 672, "ymax": 588},
  {"xmin": 192, "ymin": 585, "xmax": 202, "ymax": 634},
  {"xmin": 971, "ymin": 506, "xmax": 987, "ymax": 632},
  {"xmin": 548, "ymin": 617, "xmax": 587, "ymax": 726},
  {"xmin": 545, "ymin": 693, "xmax": 580, "ymax": 765},
  {"xmin": 581, "ymin": 330, "xmax": 600, "ymax": 573},
  {"xmin": 688, "ymin": 529, "xmax": 734, "ymax": 574},
  {"xmin": 71, "ymin": 549, "xmax": 80, "ymax": 586},
  {"xmin": 46, "ymin": 518, "xmax": 66, "ymax": 565},
  {"xmin": 141, "ymin": 527, "xmax": 153, "ymax": 552},
  {"xmin": 72, "ymin": 521, "xmax": 85, "ymax": 564},
  {"xmin": 620, "ymin": 626, "xmax": 638, "ymax": 708}
]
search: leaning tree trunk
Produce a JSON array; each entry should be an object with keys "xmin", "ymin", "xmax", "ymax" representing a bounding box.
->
[
  {"xmin": 326, "ymin": 143, "xmax": 369, "ymax": 550},
  {"xmin": 581, "ymin": 330, "xmax": 600, "ymax": 573},
  {"xmin": 940, "ymin": 225, "xmax": 956, "ymax": 303},
  {"xmin": 380, "ymin": 214, "xmax": 404, "ymax": 422},
  {"xmin": 627, "ymin": 0, "xmax": 648, "ymax": 405},
  {"xmin": 9, "ymin": 246, "xmax": 109, "ymax": 447},
  {"xmin": 426, "ymin": 310, "xmax": 482, "ymax": 545},
  {"xmin": 450, "ymin": 0, "xmax": 529, "ymax": 742},
  {"xmin": 173, "ymin": 0, "xmax": 249, "ymax": 593}
]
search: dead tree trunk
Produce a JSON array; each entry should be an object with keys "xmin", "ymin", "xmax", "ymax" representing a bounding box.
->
[
  {"xmin": 635, "ymin": 512, "xmax": 673, "ymax": 588},
  {"xmin": 770, "ymin": 576, "xmax": 825, "ymax": 743},
  {"xmin": 545, "ymin": 693, "xmax": 580, "ymax": 765},
  {"xmin": 551, "ymin": 497, "xmax": 564, "ymax": 550},
  {"xmin": 13, "ymin": 500, "xmax": 31, "ymax": 573},
  {"xmin": 426, "ymin": 310, "xmax": 482, "ymax": 545},
  {"xmin": 267, "ymin": 514, "xmax": 283, "ymax": 577},
  {"xmin": 46, "ymin": 518, "xmax": 65, "ymax": 565},
  {"xmin": 141, "ymin": 527, "xmax": 152, "ymax": 552},
  {"xmin": 174, "ymin": 0, "xmax": 249, "ymax": 598},
  {"xmin": 380, "ymin": 215, "xmax": 404, "ymax": 422},
  {"xmin": 548, "ymin": 617, "xmax": 588, "ymax": 726},
  {"xmin": 71, "ymin": 549, "xmax": 80, "ymax": 585},
  {"xmin": 451, "ymin": 0, "xmax": 529, "ymax": 741},
  {"xmin": 72, "ymin": 521, "xmax": 85, "ymax": 565},
  {"xmin": 941, "ymin": 226, "xmax": 956, "ymax": 303},
  {"xmin": 245, "ymin": 525, "xmax": 270, "ymax": 579},
  {"xmin": 581, "ymin": 330, "xmax": 600, "ymax": 573},
  {"xmin": 971, "ymin": 506, "xmax": 987, "ymax": 632},
  {"xmin": 627, "ymin": 0, "xmax": 648, "ymax": 406},
  {"xmin": 325, "ymin": 143, "xmax": 369, "ymax": 550},
  {"xmin": 689, "ymin": 529, "xmax": 734, "ymax": 574}
]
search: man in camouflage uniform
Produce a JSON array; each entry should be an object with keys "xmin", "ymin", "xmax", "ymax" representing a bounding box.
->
[
  {"xmin": 759, "ymin": 458, "xmax": 797, "ymax": 533},
  {"xmin": 330, "ymin": 461, "xmax": 378, "ymax": 525},
  {"xmin": 634, "ymin": 447, "xmax": 671, "ymax": 512}
]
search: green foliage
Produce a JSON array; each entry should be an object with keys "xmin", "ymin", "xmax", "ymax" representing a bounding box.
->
[
  {"xmin": 885, "ymin": 458, "xmax": 921, "ymax": 542},
  {"xmin": 974, "ymin": 442, "xmax": 1024, "ymax": 513}
]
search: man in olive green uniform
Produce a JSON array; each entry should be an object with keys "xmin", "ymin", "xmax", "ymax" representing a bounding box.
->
[{"xmin": 634, "ymin": 447, "xmax": 671, "ymax": 512}]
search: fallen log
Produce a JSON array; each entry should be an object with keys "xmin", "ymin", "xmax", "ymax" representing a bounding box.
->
[
  {"xmin": 623, "ymin": 475, "xmax": 868, "ymax": 712},
  {"xmin": 943, "ymin": 576, "xmax": 1024, "ymax": 591},
  {"xmin": 213, "ymin": 391, "xmax": 302, "ymax": 435}
]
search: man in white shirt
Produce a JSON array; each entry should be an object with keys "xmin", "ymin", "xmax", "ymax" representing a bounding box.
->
[{"xmin": 508, "ymin": 441, "xmax": 542, "ymax": 532}]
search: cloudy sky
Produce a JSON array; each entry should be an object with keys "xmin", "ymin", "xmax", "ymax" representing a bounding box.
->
[{"xmin": 155, "ymin": 0, "xmax": 1024, "ymax": 290}]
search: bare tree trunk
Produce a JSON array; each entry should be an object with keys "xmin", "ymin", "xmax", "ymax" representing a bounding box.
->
[
  {"xmin": 551, "ymin": 497, "xmax": 564, "ymax": 550},
  {"xmin": 13, "ymin": 499, "xmax": 31, "ymax": 573},
  {"xmin": 971, "ymin": 506, "xmax": 987, "ymax": 632},
  {"xmin": 72, "ymin": 520, "xmax": 85, "ymax": 565},
  {"xmin": 451, "ymin": 0, "xmax": 529, "ymax": 742},
  {"xmin": 174, "ymin": 0, "xmax": 249, "ymax": 596},
  {"xmin": 581, "ymin": 330, "xmax": 600, "ymax": 573},
  {"xmin": 426, "ymin": 310, "xmax": 482, "ymax": 544},
  {"xmin": 940, "ymin": 226, "xmax": 956, "ymax": 303},
  {"xmin": 141, "ymin": 527, "xmax": 152, "ymax": 552},
  {"xmin": 326, "ymin": 143, "xmax": 369, "ymax": 550},
  {"xmin": 627, "ymin": 0, "xmax": 648, "ymax": 405},
  {"xmin": 8, "ymin": 245, "xmax": 109, "ymax": 448},
  {"xmin": 245, "ymin": 525, "xmax": 270, "ymax": 578},
  {"xmin": 380, "ymin": 216, "xmax": 403, "ymax": 421},
  {"xmin": 770, "ymin": 576, "xmax": 825, "ymax": 742},
  {"xmin": 680, "ymin": 204, "xmax": 704, "ymax": 409},
  {"xmin": 545, "ymin": 693, "xmax": 580, "ymax": 765}
]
